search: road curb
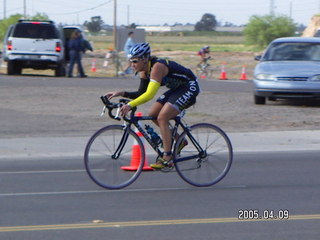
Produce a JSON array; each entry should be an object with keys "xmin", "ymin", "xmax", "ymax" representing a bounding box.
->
[{"xmin": 1, "ymin": 130, "xmax": 320, "ymax": 160}]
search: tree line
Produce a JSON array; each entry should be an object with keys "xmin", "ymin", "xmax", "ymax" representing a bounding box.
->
[{"xmin": 0, "ymin": 12, "xmax": 297, "ymax": 49}]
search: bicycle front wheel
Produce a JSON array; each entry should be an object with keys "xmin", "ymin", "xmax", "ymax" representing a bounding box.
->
[
  {"xmin": 173, "ymin": 123, "xmax": 233, "ymax": 187},
  {"xmin": 84, "ymin": 125, "xmax": 145, "ymax": 190}
]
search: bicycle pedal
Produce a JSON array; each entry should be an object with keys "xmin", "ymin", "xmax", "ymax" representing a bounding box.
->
[{"xmin": 160, "ymin": 164, "xmax": 175, "ymax": 172}]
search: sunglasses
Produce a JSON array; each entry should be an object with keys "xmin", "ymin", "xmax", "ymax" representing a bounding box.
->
[{"xmin": 129, "ymin": 58, "xmax": 142, "ymax": 63}]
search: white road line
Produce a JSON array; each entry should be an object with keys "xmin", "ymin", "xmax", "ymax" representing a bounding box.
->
[
  {"xmin": 0, "ymin": 185, "xmax": 246, "ymax": 197},
  {"xmin": 0, "ymin": 169, "xmax": 85, "ymax": 174}
]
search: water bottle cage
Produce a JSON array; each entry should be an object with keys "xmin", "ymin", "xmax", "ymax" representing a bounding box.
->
[{"xmin": 145, "ymin": 125, "xmax": 162, "ymax": 146}]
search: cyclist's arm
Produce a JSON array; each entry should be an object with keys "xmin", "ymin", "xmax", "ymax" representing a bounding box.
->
[
  {"xmin": 127, "ymin": 80, "xmax": 160, "ymax": 107},
  {"xmin": 127, "ymin": 62, "xmax": 168, "ymax": 108},
  {"xmin": 123, "ymin": 78, "xmax": 149, "ymax": 99}
]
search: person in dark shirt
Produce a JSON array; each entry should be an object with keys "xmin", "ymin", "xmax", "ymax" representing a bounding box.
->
[
  {"xmin": 105, "ymin": 43, "xmax": 200, "ymax": 169},
  {"xmin": 67, "ymin": 31, "xmax": 86, "ymax": 78}
]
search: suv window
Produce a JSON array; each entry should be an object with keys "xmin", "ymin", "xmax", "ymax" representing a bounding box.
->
[{"xmin": 12, "ymin": 23, "xmax": 60, "ymax": 39}]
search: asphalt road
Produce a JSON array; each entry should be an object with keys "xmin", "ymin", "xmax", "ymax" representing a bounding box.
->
[
  {"xmin": 0, "ymin": 151, "xmax": 319, "ymax": 239},
  {"xmin": 0, "ymin": 74, "xmax": 319, "ymax": 239}
]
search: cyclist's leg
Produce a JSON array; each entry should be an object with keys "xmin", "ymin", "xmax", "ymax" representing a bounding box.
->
[
  {"xmin": 157, "ymin": 103, "xmax": 180, "ymax": 154},
  {"xmin": 153, "ymin": 88, "xmax": 188, "ymax": 144},
  {"xmin": 149, "ymin": 90, "xmax": 179, "ymax": 139},
  {"xmin": 168, "ymin": 80, "xmax": 200, "ymax": 152},
  {"xmin": 149, "ymin": 100, "xmax": 183, "ymax": 149},
  {"xmin": 158, "ymin": 81, "xmax": 199, "ymax": 158},
  {"xmin": 148, "ymin": 101, "xmax": 163, "ymax": 123},
  {"xmin": 149, "ymin": 103, "xmax": 179, "ymax": 169},
  {"xmin": 149, "ymin": 82, "xmax": 199, "ymax": 169}
]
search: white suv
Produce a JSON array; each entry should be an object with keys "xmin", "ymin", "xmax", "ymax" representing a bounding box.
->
[{"xmin": 3, "ymin": 19, "xmax": 66, "ymax": 76}]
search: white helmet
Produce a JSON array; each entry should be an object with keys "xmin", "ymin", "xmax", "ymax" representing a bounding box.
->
[{"xmin": 128, "ymin": 42, "xmax": 151, "ymax": 59}]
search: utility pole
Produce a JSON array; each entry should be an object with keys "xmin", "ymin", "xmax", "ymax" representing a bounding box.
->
[
  {"xmin": 24, "ymin": 0, "xmax": 27, "ymax": 18},
  {"xmin": 127, "ymin": 5, "xmax": 130, "ymax": 26},
  {"xmin": 270, "ymin": 0, "xmax": 275, "ymax": 16},
  {"xmin": 113, "ymin": 0, "xmax": 119, "ymax": 77},
  {"xmin": 3, "ymin": 0, "xmax": 6, "ymax": 19}
]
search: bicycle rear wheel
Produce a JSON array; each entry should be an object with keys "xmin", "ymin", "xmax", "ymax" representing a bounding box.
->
[
  {"xmin": 84, "ymin": 125, "xmax": 145, "ymax": 189},
  {"xmin": 173, "ymin": 123, "xmax": 233, "ymax": 187}
]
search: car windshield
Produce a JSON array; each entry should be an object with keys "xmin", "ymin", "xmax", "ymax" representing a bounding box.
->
[
  {"xmin": 262, "ymin": 42, "xmax": 320, "ymax": 61},
  {"xmin": 12, "ymin": 23, "xmax": 59, "ymax": 39}
]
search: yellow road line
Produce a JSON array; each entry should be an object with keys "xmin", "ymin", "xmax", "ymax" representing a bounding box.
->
[{"xmin": 1, "ymin": 214, "xmax": 320, "ymax": 232}]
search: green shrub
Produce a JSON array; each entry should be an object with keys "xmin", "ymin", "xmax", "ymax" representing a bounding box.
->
[{"xmin": 244, "ymin": 15, "xmax": 296, "ymax": 49}]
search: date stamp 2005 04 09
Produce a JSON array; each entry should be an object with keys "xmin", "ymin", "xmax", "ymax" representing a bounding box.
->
[{"xmin": 238, "ymin": 209, "xmax": 290, "ymax": 220}]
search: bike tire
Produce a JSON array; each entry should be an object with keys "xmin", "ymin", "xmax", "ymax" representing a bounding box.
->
[
  {"xmin": 206, "ymin": 68, "xmax": 214, "ymax": 79},
  {"xmin": 84, "ymin": 125, "xmax": 145, "ymax": 190},
  {"xmin": 196, "ymin": 69, "xmax": 205, "ymax": 79},
  {"xmin": 173, "ymin": 123, "xmax": 233, "ymax": 187},
  {"xmin": 197, "ymin": 68, "xmax": 213, "ymax": 80}
]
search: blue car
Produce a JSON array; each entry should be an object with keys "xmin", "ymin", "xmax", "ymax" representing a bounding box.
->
[{"xmin": 253, "ymin": 37, "xmax": 320, "ymax": 104}]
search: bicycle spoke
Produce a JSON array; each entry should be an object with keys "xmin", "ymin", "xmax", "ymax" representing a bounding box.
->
[
  {"xmin": 84, "ymin": 125, "xmax": 145, "ymax": 190},
  {"xmin": 173, "ymin": 123, "xmax": 233, "ymax": 187}
]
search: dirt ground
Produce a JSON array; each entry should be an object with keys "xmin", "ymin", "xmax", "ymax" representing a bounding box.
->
[
  {"xmin": 1, "ymin": 51, "xmax": 320, "ymax": 138},
  {"xmin": 0, "ymin": 50, "xmax": 257, "ymax": 79},
  {"xmin": 81, "ymin": 50, "xmax": 258, "ymax": 80},
  {"xmin": 1, "ymin": 74, "xmax": 320, "ymax": 139}
]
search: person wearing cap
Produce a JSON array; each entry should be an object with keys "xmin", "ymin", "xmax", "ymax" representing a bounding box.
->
[{"xmin": 105, "ymin": 42, "xmax": 200, "ymax": 169}]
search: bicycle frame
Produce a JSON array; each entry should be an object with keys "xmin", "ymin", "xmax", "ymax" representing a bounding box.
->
[
  {"xmin": 100, "ymin": 96, "xmax": 206, "ymax": 163},
  {"xmin": 123, "ymin": 114, "xmax": 205, "ymax": 163},
  {"xmin": 85, "ymin": 97, "xmax": 233, "ymax": 189}
]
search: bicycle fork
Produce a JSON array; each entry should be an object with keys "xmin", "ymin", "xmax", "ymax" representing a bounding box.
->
[{"xmin": 111, "ymin": 125, "xmax": 130, "ymax": 159}]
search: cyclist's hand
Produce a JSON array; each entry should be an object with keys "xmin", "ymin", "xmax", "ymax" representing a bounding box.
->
[
  {"xmin": 120, "ymin": 104, "xmax": 131, "ymax": 116},
  {"xmin": 105, "ymin": 91, "xmax": 123, "ymax": 99}
]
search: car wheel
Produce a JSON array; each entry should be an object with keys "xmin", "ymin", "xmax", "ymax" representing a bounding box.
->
[
  {"xmin": 7, "ymin": 61, "xmax": 22, "ymax": 75},
  {"xmin": 55, "ymin": 63, "xmax": 66, "ymax": 77},
  {"xmin": 7, "ymin": 61, "xmax": 15, "ymax": 75},
  {"xmin": 254, "ymin": 95, "xmax": 266, "ymax": 105},
  {"xmin": 15, "ymin": 65, "xmax": 22, "ymax": 75}
]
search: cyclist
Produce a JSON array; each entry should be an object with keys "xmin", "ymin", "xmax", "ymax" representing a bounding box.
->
[
  {"xmin": 197, "ymin": 45, "xmax": 211, "ymax": 68},
  {"xmin": 105, "ymin": 42, "xmax": 200, "ymax": 169}
]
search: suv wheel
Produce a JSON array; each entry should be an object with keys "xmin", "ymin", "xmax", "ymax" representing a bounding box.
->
[
  {"xmin": 254, "ymin": 95, "xmax": 266, "ymax": 105},
  {"xmin": 55, "ymin": 63, "xmax": 66, "ymax": 77},
  {"xmin": 7, "ymin": 61, "xmax": 22, "ymax": 75}
]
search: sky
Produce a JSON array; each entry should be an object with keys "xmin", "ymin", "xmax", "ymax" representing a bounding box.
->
[{"xmin": 1, "ymin": 0, "xmax": 320, "ymax": 26}]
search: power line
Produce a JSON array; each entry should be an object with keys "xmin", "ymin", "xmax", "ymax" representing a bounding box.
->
[{"xmin": 46, "ymin": 0, "xmax": 113, "ymax": 15}]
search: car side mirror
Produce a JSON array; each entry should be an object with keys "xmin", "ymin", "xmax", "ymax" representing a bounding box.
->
[{"xmin": 254, "ymin": 56, "xmax": 262, "ymax": 61}]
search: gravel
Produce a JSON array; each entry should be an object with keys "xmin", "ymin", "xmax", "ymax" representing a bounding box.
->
[{"xmin": 1, "ymin": 74, "xmax": 320, "ymax": 138}]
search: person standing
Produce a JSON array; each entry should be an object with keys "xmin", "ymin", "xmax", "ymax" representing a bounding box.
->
[
  {"xmin": 121, "ymin": 31, "xmax": 136, "ymax": 75},
  {"xmin": 67, "ymin": 30, "xmax": 86, "ymax": 78}
]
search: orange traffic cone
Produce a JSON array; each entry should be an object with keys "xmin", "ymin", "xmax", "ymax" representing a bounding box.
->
[
  {"xmin": 91, "ymin": 59, "xmax": 97, "ymax": 72},
  {"xmin": 219, "ymin": 63, "xmax": 228, "ymax": 80},
  {"xmin": 240, "ymin": 65, "xmax": 248, "ymax": 80},
  {"xmin": 121, "ymin": 112, "xmax": 153, "ymax": 171}
]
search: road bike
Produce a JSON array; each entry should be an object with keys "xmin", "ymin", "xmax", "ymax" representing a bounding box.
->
[
  {"xmin": 197, "ymin": 57, "xmax": 215, "ymax": 79},
  {"xmin": 84, "ymin": 97, "xmax": 233, "ymax": 190}
]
